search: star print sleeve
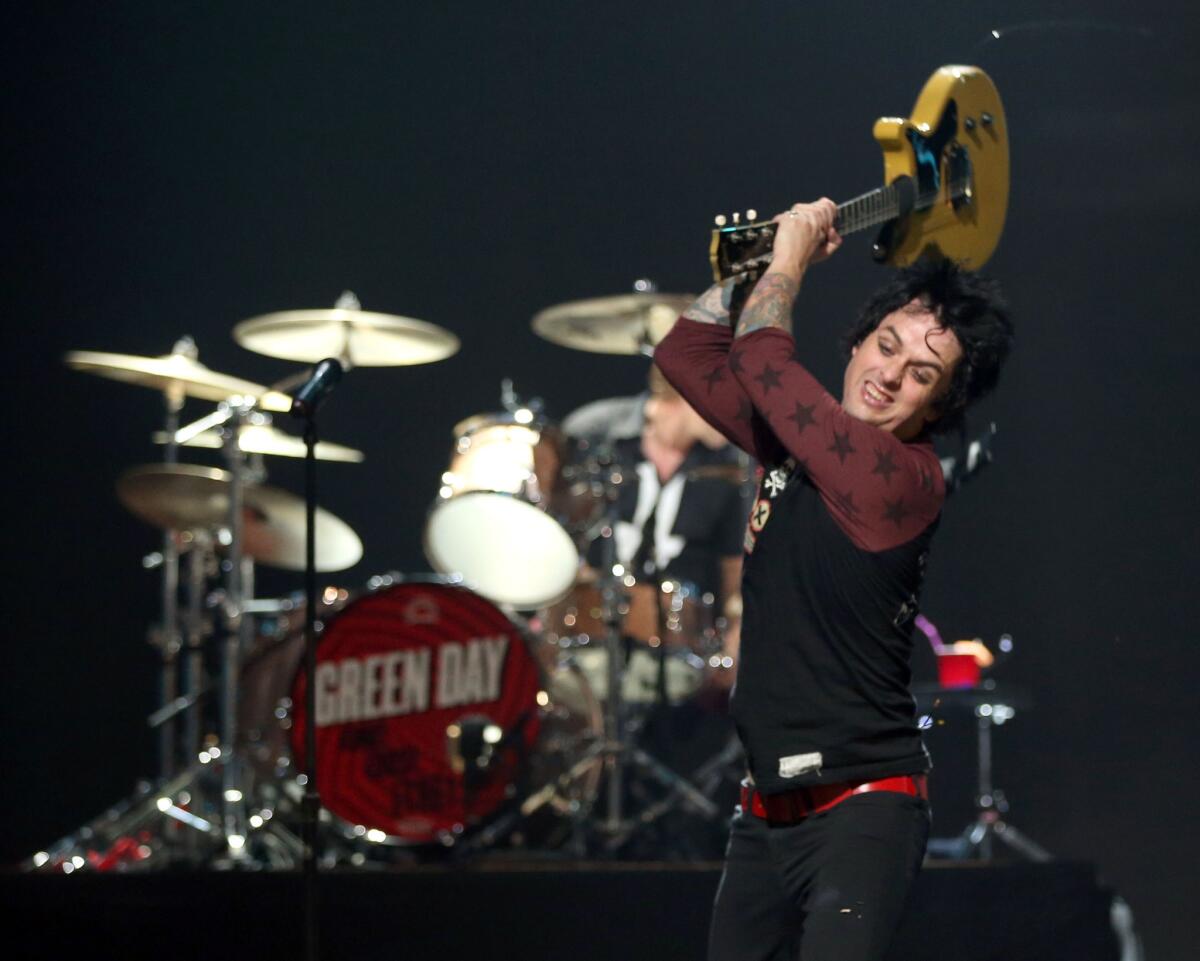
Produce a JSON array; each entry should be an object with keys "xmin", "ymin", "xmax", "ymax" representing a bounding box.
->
[
  {"xmin": 731, "ymin": 327, "xmax": 945, "ymax": 552},
  {"xmin": 654, "ymin": 318, "xmax": 786, "ymax": 464}
]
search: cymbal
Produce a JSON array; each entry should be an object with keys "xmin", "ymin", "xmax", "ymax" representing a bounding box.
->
[
  {"xmin": 531, "ymin": 292, "xmax": 693, "ymax": 355},
  {"xmin": 65, "ymin": 350, "xmax": 293, "ymax": 412},
  {"xmin": 233, "ymin": 308, "xmax": 459, "ymax": 367},
  {"xmin": 152, "ymin": 423, "xmax": 364, "ymax": 463},
  {"xmin": 116, "ymin": 464, "xmax": 363, "ymax": 572}
]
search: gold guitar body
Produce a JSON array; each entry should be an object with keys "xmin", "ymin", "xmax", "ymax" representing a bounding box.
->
[
  {"xmin": 873, "ymin": 65, "xmax": 1009, "ymax": 268},
  {"xmin": 709, "ymin": 65, "xmax": 1010, "ymax": 283}
]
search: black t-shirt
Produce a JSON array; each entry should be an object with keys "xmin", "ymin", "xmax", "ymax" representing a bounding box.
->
[
  {"xmin": 733, "ymin": 456, "xmax": 934, "ymax": 791},
  {"xmin": 656, "ymin": 320, "xmax": 945, "ymax": 793}
]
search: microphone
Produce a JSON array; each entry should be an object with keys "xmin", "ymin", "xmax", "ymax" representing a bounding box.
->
[{"xmin": 290, "ymin": 358, "xmax": 343, "ymax": 417}]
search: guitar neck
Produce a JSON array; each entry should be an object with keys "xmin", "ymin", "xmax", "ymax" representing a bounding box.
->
[
  {"xmin": 835, "ymin": 183, "xmax": 907, "ymax": 237},
  {"xmin": 710, "ymin": 174, "xmax": 958, "ymax": 283},
  {"xmin": 709, "ymin": 184, "xmax": 901, "ymax": 284},
  {"xmin": 754, "ymin": 184, "xmax": 907, "ymax": 249}
]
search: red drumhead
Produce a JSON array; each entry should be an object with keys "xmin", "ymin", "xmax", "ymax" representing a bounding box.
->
[{"xmin": 290, "ymin": 582, "xmax": 542, "ymax": 843}]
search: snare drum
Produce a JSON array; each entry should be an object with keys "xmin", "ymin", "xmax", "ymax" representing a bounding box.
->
[
  {"xmin": 242, "ymin": 578, "xmax": 601, "ymax": 845},
  {"xmin": 424, "ymin": 413, "xmax": 579, "ymax": 609}
]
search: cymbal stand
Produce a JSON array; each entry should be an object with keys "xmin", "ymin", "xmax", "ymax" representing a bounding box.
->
[
  {"xmin": 165, "ymin": 395, "xmax": 264, "ymax": 861},
  {"xmin": 624, "ymin": 580, "xmax": 726, "ymax": 836},
  {"xmin": 181, "ymin": 530, "xmax": 214, "ymax": 775},
  {"xmin": 214, "ymin": 398, "xmax": 262, "ymax": 862},
  {"xmin": 26, "ymin": 361, "xmax": 230, "ymax": 872},
  {"xmin": 588, "ymin": 463, "xmax": 719, "ymax": 854},
  {"xmin": 152, "ymin": 342, "xmax": 191, "ymax": 781},
  {"xmin": 597, "ymin": 516, "xmax": 625, "ymax": 841}
]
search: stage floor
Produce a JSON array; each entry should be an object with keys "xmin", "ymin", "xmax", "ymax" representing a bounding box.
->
[{"xmin": 4, "ymin": 858, "xmax": 1119, "ymax": 961}]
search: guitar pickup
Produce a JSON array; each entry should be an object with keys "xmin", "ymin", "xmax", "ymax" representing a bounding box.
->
[{"xmin": 946, "ymin": 144, "xmax": 974, "ymax": 210}]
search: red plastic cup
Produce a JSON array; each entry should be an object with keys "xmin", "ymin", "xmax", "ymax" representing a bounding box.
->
[{"xmin": 936, "ymin": 651, "xmax": 980, "ymax": 689}]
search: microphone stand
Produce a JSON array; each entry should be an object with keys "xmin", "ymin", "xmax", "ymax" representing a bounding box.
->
[
  {"xmin": 301, "ymin": 413, "xmax": 320, "ymax": 961},
  {"xmin": 290, "ymin": 356, "xmax": 344, "ymax": 961}
]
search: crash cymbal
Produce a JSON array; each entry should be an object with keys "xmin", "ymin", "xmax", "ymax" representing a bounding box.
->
[
  {"xmin": 66, "ymin": 350, "xmax": 293, "ymax": 412},
  {"xmin": 151, "ymin": 423, "xmax": 364, "ymax": 463},
  {"xmin": 531, "ymin": 292, "xmax": 693, "ymax": 355},
  {"xmin": 233, "ymin": 308, "xmax": 459, "ymax": 367},
  {"xmin": 116, "ymin": 464, "xmax": 363, "ymax": 572}
]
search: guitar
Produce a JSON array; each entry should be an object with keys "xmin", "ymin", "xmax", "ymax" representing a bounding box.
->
[{"xmin": 710, "ymin": 65, "xmax": 1009, "ymax": 283}]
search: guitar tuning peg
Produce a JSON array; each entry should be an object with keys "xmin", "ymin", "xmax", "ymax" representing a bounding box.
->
[
  {"xmin": 732, "ymin": 212, "xmax": 741, "ymax": 224},
  {"xmin": 714, "ymin": 214, "xmax": 727, "ymax": 227},
  {"xmin": 746, "ymin": 209, "xmax": 758, "ymax": 221}
]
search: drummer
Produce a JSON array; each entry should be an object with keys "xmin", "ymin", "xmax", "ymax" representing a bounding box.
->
[{"xmin": 562, "ymin": 363, "xmax": 753, "ymax": 684}]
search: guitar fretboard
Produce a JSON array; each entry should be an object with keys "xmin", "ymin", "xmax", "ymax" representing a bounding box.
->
[
  {"xmin": 738, "ymin": 174, "xmax": 967, "ymax": 258},
  {"xmin": 835, "ymin": 184, "xmax": 904, "ymax": 236}
]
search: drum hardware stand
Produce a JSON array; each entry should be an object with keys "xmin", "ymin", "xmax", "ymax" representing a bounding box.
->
[
  {"xmin": 212, "ymin": 399, "xmax": 262, "ymax": 864},
  {"xmin": 182, "ymin": 530, "xmax": 215, "ymax": 773},
  {"xmin": 957, "ymin": 697, "xmax": 1051, "ymax": 862},
  {"xmin": 145, "ymin": 534, "xmax": 218, "ymax": 736},
  {"xmin": 585, "ymin": 473, "xmax": 720, "ymax": 854},
  {"xmin": 24, "ymin": 768, "xmax": 219, "ymax": 873},
  {"xmin": 139, "ymin": 529, "xmax": 223, "ymax": 862},
  {"xmin": 146, "ymin": 558, "xmax": 299, "ymax": 752},
  {"xmin": 923, "ymin": 680, "xmax": 1052, "ymax": 863},
  {"xmin": 25, "ymin": 340, "xmax": 244, "ymax": 872},
  {"xmin": 603, "ymin": 631, "xmax": 722, "ymax": 849},
  {"xmin": 147, "ymin": 400, "xmax": 314, "ymax": 869},
  {"xmin": 149, "ymin": 337, "xmax": 194, "ymax": 782},
  {"xmin": 151, "ymin": 395, "xmax": 266, "ymax": 865},
  {"xmin": 689, "ymin": 733, "xmax": 746, "ymax": 797}
]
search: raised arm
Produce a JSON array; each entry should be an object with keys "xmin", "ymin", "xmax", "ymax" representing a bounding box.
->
[
  {"xmin": 655, "ymin": 281, "xmax": 784, "ymax": 464},
  {"xmin": 729, "ymin": 200, "xmax": 944, "ymax": 551}
]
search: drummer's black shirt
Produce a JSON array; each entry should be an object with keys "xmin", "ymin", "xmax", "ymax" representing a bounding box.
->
[
  {"xmin": 562, "ymin": 394, "xmax": 751, "ymax": 603},
  {"xmin": 655, "ymin": 320, "xmax": 943, "ymax": 794}
]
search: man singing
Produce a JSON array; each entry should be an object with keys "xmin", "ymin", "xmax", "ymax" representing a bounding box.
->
[{"xmin": 654, "ymin": 198, "xmax": 1013, "ymax": 961}]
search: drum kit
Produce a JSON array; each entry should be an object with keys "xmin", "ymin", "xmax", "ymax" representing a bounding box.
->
[{"xmin": 32, "ymin": 286, "xmax": 743, "ymax": 873}]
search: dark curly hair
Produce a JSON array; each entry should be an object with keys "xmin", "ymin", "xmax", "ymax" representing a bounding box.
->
[{"xmin": 841, "ymin": 257, "xmax": 1013, "ymax": 435}]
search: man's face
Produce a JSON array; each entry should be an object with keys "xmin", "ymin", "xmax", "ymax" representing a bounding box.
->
[{"xmin": 840, "ymin": 299, "xmax": 963, "ymax": 441}]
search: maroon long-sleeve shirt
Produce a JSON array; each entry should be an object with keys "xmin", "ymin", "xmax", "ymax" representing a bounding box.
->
[{"xmin": 655, "ymin": 318, "xmax": 944, "ymax": 792}]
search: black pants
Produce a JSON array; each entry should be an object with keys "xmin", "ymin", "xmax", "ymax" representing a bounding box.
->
[{"xmin": 708, "ymin": 793, "xmax": 930, "ymax": 961}]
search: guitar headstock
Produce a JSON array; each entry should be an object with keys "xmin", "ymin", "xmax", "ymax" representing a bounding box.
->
[{"xmin": 709, "ymin": 209, "xmax": 777, "ymax": 284}]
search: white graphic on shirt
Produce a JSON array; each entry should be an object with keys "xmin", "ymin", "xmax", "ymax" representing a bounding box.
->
[
  {"xmin": 613, "ymin": 462, "xmax": 686, "ymax": 571},
  {"xmin": 778, "ymin": 751, "xmax": 823, "ymax": 778},
  {"xmin": 764, "ymin": 457, "xmax": 797, "ymax": 498}
]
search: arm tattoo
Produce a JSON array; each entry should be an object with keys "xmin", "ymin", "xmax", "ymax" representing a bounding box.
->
[
  {"xmin": 682, "ymin": 279, "xmax": 740, "ymax": 327},
  {"xmin": 735, "ymin": 273, "xmax": 798, "ymax": 337}
]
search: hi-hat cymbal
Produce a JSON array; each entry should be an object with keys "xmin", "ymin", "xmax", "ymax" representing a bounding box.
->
[
  {"xmin": 116, "ymin": 464, "xmax": 363, "ymax": 572},
  {"xmin": 66, "ymin": 350, "xmax": 293, "ymax": 412},
  {"xmin": 233, "ymin": 309, "xmax": 459, "ymax": 367},
  {"xmin": 531, "ymin": 293, "xmax": 693, "ymax": 355},
  {"xmin": 152, "ymin": 423, "xmax": 364, "ymax": 463}
]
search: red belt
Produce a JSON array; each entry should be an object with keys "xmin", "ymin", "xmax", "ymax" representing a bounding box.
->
[{"xmin": 740, "ymin": 774, "xmax": 928, "ymax": 824}]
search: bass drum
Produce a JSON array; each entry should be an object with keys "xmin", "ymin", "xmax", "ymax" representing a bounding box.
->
[{"xmin": 240, "ymin": 577, "xmax": 601, "ymax": 846}]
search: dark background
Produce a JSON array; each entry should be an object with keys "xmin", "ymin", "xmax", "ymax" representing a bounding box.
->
[{"xmin": 6, "ymin": 2, "xmax": 1197, "ymax": 957}]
